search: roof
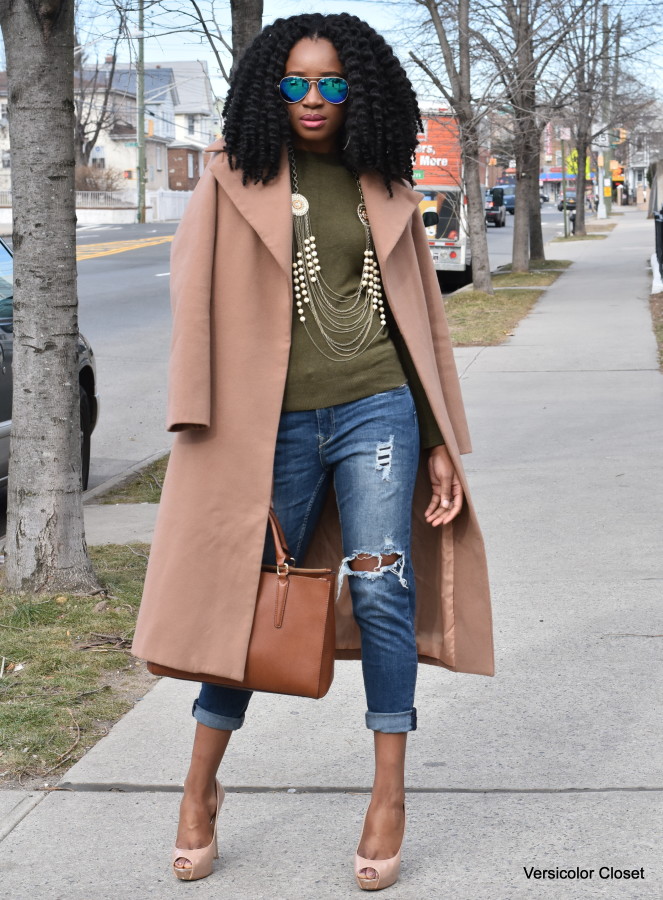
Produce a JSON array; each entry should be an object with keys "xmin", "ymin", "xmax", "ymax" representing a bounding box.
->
[
  {"xmin": 149, "ymin": 60, "xmax": 215, "ymax": 116},
  {"xmin": 110, "ymin": 67, "xmax": 179, "ymax": 106}
]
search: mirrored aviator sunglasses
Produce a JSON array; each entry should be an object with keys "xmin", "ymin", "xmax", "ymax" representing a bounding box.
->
[{"xmin": 277, "ymin": 76, "xmax": 349, "ymax": 105}]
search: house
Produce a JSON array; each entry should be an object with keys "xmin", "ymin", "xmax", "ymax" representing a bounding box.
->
[
  {"xmin": 626, "ymin": 104, "xmax": 663, "ymax": 203},
  {"xmin": 0, "ymin": 58, "xmax": 219, "ymax": 201},
  {"xmin": 154, "ymin": 60, "xmax": 219, "ymax": 190},
  {"xmin": 92, "ymin": 63, "xmax": 178, "ymax": 190}
]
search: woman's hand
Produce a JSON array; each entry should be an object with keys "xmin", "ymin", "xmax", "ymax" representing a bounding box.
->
[{"xmin": 424, "ymin": 445, "xmax": 464, "ymax": 527}]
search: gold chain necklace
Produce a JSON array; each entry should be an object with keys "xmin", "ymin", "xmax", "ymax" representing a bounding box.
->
[{"xmin": 289, "ymin": 149, "xmax": 386, "ymax": 362}]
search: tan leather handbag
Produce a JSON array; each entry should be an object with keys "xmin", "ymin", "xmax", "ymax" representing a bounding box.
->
[{"xmin": 147, "ymin": 505, "xmax": 336, "ymax": 699}]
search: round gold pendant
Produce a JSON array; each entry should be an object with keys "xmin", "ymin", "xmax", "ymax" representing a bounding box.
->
[
  {"xmin": 292, "ymin": 193, "xmax": 309, "ymax": 216},
  {"xmin": 357, "ymin": 203, "xmax": 369, "ymax": 225}
]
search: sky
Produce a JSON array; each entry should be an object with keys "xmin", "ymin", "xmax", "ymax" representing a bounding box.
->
[
  {"xmin": 73, "ymin": 0, "xmax": 435, "ymax": 112},
  {"xmin": 1, "ymin": 1, "xmax": 661, "ymax": 111}
]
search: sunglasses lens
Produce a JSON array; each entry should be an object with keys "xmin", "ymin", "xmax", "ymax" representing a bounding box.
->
[
  {"xmin": 318, "ymin": 77, "xmax": 349, "ymax": 104},
  {"xmin": 279, "ymin": 77, "xmax": 309, "ymax": 103}
]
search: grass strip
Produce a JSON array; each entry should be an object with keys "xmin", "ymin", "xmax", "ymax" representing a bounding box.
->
[
  {"xmin": 492, "ymin": 271, "xmax": 561, "ymax": 288},
  {"xmin": 99, "ymin": 456, "xmax": 169, "ymax": 505},
  {"xmin": 0, "ymin": 543, "xmax": 155, "ymax": 786},
  {"xmin": 587, "ymin": 222, "xmax": 617, "ymax": 232},
  {"xmin": 552, "ymin": 234, "xmax": 608, "ymax": 242},
  {"xmin": 497, "ymin": 259, "xmax": 573, "ymax": 272},
  {"xmin": 649, "ymin": 292, "xmax": 663, "ymax": 371},
  {"xmin": 444, "ymin": 288, "xmax": 543, "ymax": 346}
]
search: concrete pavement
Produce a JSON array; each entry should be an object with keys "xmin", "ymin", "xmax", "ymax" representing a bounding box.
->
[{"xmin": 1, "ymin": 207, "xmax": 662, "ymax": 899}]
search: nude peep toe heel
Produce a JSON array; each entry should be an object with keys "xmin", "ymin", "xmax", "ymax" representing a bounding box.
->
[
  {"xmin": 354, "ymin": 802, "xmax": 405, "ymax": 891},
  {"xmin": 172, "ymin": 778, "xmax": 224, "ymax": 881}
]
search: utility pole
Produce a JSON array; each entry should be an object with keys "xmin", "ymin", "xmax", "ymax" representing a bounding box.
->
[
  {"xmin": 561, "ymin": 137, "xmax": 568, "ymax": 237},
  {"xmin": 137, "ymin": 0, "xmax": 145, "ymax": 224},
  {"xmin": 600, "ymin": 2, "xmax": 612, "ymax": 217}
]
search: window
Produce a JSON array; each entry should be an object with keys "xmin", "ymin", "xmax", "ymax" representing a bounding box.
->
[
  {"xmin": 0, "ymin": 103, "xmax": 7, "ymax": 120},
  {"xmin": 148, "ymin": 164, "xmax": 155, "ymax": 182},
  {"xmin": 2, "ymin": 150, "xmax": 11, "ymax": 169},
  {"xmin": 91, "ymin": 158, "xmax": 106, "ymax": 169},
  {"xmin": 156, "ymin": 144, "xmax": 163, "ymax": 171},
  {"xmin": 187, "ymin": 115, "xmax": 195, "ymax": 135},
  {"xmin": 187, "ymin": 153, "xmax": 194, "ymax": 179}
]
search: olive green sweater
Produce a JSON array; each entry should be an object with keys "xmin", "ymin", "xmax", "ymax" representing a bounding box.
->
[{"xmin": 281, "ymin": 148, "xmax": 444, "ymax": 449}]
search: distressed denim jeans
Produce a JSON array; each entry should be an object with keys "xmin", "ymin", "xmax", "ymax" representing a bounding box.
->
[{"xmin": 192, "ymin": 382, "xmax": 421, "ymax": 734}]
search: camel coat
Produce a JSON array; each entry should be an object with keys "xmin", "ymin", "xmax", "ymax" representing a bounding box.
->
[{"xmin": 131, "ymin": 139, "xmax": 495, "ymax": 680}]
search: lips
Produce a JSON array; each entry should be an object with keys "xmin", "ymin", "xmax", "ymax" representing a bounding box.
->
[{"xmin": 300, "ymin": 115, "xmax": 327, "ymax": 130}]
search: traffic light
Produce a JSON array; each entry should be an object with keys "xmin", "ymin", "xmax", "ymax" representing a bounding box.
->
[{"xmin": 617, "ymin": 128, "xmax": 627, "ymax": 144}]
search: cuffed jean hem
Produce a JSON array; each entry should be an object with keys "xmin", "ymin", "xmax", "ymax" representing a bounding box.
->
[
  {"xmin": 192, "ymin": 698, "xmax": 245, "ymax": 731},
  {"xmin": 365, "ymin": 707, "xmax": 417, "ymax": 733}
]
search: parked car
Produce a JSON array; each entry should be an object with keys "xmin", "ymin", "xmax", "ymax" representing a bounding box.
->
[
  {"xmin": 0, "ymin": 237, "xmax": 99, "ymax": 490},
  {"xmin": 504, "ymin": 193, "xmax": 516, "ymax": 215},
  {"xmin": 540, "ymin": 191, "xmax": 549, "ymax": 203},
  {"xmin": 484, "ymin": 187, "xmax": 506, "ymax": 227},
  {"xmin": 557, "ymin": 192, "xmax": 577, "ymax": 211}
]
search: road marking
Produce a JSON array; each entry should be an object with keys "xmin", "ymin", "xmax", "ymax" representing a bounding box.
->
[{"xmin": 77, "ymin": 236, "xmax": 173, "ymax": 261}]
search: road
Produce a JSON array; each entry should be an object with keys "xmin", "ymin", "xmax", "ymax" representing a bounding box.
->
[{"xmin": 74, "ymin": 223, "xmax": 177, "ymax": 489}]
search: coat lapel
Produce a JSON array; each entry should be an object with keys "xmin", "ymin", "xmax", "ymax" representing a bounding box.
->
[
  {"xmin": 205, "ymin": 139, "xmax": 293, "ymax": 281},
  {"xmin": 359, "ymin": 170, "xmax": 423, "ymax": 265},
  {"xmin": 205, "ymin": 138, "xmax": 422, "ymax": 278}
]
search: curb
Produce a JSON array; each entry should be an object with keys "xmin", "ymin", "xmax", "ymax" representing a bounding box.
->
[
  {"xmin": 83, "ymin": 447, "xmax": 170, "ymax": 505},
  {"xmin": 650, "ymin": 254, "xmax": 663, "ymax": 294}
]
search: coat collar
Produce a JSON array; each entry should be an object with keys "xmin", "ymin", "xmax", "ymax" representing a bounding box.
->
[{"xmin": 204, "ymin": 138, "xmax": 422, "ymax": 280}]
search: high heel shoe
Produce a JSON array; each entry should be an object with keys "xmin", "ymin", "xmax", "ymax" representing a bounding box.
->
[
  {"xmin": 354, "ymin": 801, "xmax": 405, "ymax": 891},
  {"xmin": 172, "ymin": 778, "xmax": 224, "ymax": 881}
]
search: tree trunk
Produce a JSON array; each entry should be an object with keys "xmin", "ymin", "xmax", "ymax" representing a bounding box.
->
[
  {"xmin": 527, "ymin": 130, "xmax": 545, "ymax": 262},
  {"xmin": 574, "ymin": 135, "xmax": 589, "ymax": 235},
  {"xmin": 230, "ymin": 0, "xmax": 263, "ymax": 72},
  {"xmin": 512, "ymin": 122, "xmax": 530, "ymax": 273},
  {"xmin": 461, "ymin": 121, "xmax": 493, "ymax": 293},
  {"xmin": 0, "ymin": 0, "xmax": 99, "ymax": 592}
]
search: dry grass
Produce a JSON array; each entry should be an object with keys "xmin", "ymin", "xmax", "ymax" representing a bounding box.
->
[
  {"xmin": 497, "ymin": 259, "xmax": 573, "ymax": 272},
  {"xmin": 0, "ymin": 544, "xmax": 155, "ymax": 787},
  {"xmin": 587, "ymin": 222, "xmax": 617, "ymax": 232},
  {"xmin": 98, "ymin": 456, "xmax": 169, "ymax": 504},
  {"xmin": 445, "ymin": 289, "xmax": 544, "ymax": 346},
  {"xmin": 492, "ymin": 271, "xmax": 561, "ymax": 288},
  {"xmin": 552, "ymin": 233, "xmax": 608, "ymax": 242},
  {"xmin": 650, "ymin": 292, "xmax": 663, "ymax": 370}
]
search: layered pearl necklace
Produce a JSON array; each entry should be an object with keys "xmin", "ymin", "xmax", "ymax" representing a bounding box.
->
[{"xmin": 289, "ymin": 148, "xmax": 387, "ymax": 362}]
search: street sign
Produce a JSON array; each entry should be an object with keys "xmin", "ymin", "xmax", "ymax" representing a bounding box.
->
[
  {"xmin": 593, "ymin": 133, "xmax": 610, "ymax": 149},
  {"xmin": 124, "ymin": 141, "xmax": 138, "ymax": 147}
]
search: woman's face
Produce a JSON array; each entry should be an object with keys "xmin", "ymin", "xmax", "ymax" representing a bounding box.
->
[{"xmin": 282, "ymin": 37, "xmax": 347, "ymax": 153}]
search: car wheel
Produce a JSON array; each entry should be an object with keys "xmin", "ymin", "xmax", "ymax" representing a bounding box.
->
[{"xmin": 80, "ymin": 386, "xmax": 92, "ymax": 491}]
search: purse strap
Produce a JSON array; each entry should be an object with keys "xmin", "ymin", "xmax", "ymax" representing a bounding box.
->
[{"xmin": 268, "ymin": 501, "xmax": 293, "ymax": 568}]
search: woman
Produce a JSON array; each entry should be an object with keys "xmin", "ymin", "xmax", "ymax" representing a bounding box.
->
[{"xmin": 131, "ymin": 11, "xmax": 494, "ymax": 892}]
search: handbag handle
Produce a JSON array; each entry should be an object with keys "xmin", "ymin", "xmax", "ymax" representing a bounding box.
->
[{"xmin": 268, "ymin": 503, "xmax": 293, "ymax": 568}]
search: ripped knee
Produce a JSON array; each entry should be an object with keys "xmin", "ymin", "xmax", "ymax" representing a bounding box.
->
[
  {"xmin": 336, "ymin": 547, "xmax": 408, "ymax": 600},
  {"xmin": 348, "ymin": 552, "xmax": 401, "ymax": 572}
]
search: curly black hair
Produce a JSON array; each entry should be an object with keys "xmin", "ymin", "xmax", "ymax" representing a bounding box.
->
[{"xmin": 221, "ymin": 13, "xmax": 422, "ymax": 195}]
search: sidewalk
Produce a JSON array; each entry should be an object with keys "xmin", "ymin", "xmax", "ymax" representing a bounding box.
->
[{"xmin": 2, "ymin": 209, "xmax": 662, "ymax": 899}]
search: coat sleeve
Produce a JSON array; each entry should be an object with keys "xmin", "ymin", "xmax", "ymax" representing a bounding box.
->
[
  {"xmin": 410, "ymin": 208, "xmax": 473, "ymax": 454},
  {"xmin": 165, "ymin": 163, "xmax": 218, "ymax": 432}
]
